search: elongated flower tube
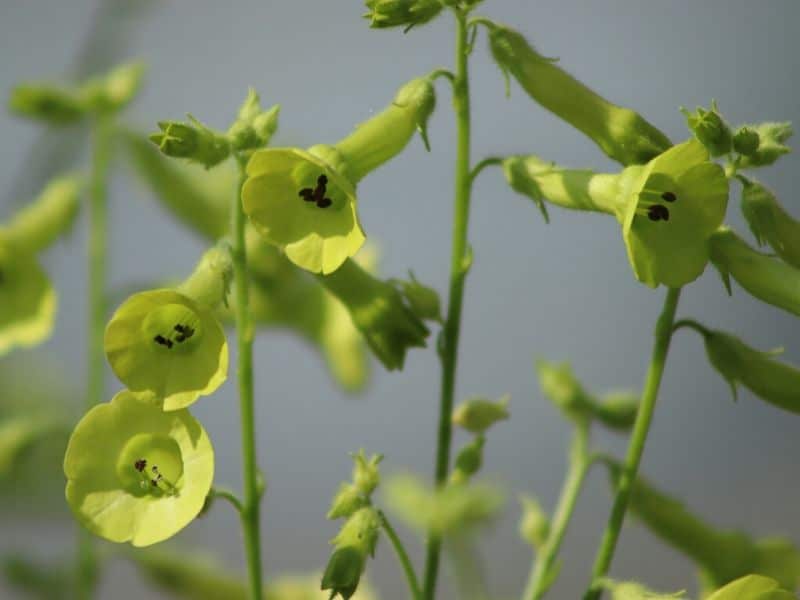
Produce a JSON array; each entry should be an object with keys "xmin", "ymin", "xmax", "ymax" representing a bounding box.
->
[
  {"xmin": 0, "ymin": 176, "xmax": 81, "ymax": 356},
  {"xmin": 322, "ymin": 506, "xmax": 382, "ymax": 600},
  {"xmin": 488, "ymin": 23, "xmax": 671, "ymax": 166},
  {"xmin": 242, "ymin": 74, "xmax": 436, "ymax": 274},
  {"xmin": 709, "ymin": 227, "xmax": 800, "ymax": 317},
  {"xmin": 64, "ymin": 391, "xmax": 214, "ymax": 546},
  {"xmin": 683, "ymin": 323, "xmax": 800, "ymax": 414},
  {"xmin": 104, "ymin": 246, "xmax": 231, "ymax": 410},
  {"xmin": 314, "ymin": 258, "xmax": 429, "ymax": 371},
  {"xmin": 504, "ymin": 139, "xmax": 728, "ymax": 287},
  {"xmin": 741, "ymin": 180, "xmax": 800, "ymax": 269}
]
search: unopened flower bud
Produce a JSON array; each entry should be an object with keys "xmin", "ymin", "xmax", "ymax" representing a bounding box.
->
[
  {"xmin": 738, "ymin": 122, "xmax": 792, "ymax": 168},
  {"xmin": 390, "ymin": 271, "xmax": 442, "ymax": 322},
  {"xmin": 150, "ymin": 116, "xmax": 230, "ymax": 169},
  {"xmin": 452, "ymin": 395, "xmax": 509, "ymax": 434},
  {"xmin": 732, "ymin": 126, "xmax": 760, "ymax": 157},
  {"xmin": 9, "ymin": 84, "xmax": 85, "ymax": 124},
  {"xmin": 590, "ymin": 392, "xmax": 639, "ymax": 431},
  {"xmin": 519, "ymin": 494, "xmax": 550, "ymax": 548},
  {"xmin": 363, "ymin": 0, "xmax": 443, "ymax": 30},
  {"xmin": 536, "ymin": 360, "xmax": 591, "ymax": 420},
  {"xmin": 80, "ymin": 62, "xmax": 145, "ymax": 113},
  {"xmin": 451, "ymin": 435, "xmax": 485, "ymax": 484},
  {"xmin": 322, "ymin": 507, "xmax": 381, "ymax": 599},
  {"xmin": 327, "ymin": 483, "xmax": 367, "ymax": 520},
  {"xmin": 227, "ymin": 89, "xmax": 280, "ymax": 152},
  {"xmin": 351, "ymin": 450, "xmax": 382, "ymax": 497},
  {"xmin": 680, "ymin": 101, "xmax": 732, "ymax": 157}
]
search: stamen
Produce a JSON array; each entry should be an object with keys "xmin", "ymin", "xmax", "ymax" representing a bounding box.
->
[
  {"xmin": 134, "ymin": 459, "xmax": 147, "ymax": 472},
  {"xmin": 154, "ymin": 335, "xmax": 174, "ymax": 349},
  {"xmin": 647, "ymin": 205, "xmax": 670, "ymax": 222},
  {"xmin": 661, "ymin": 191, "xmax": 677, "ymax": 203},
  {"xmin": 299, "ymin": 173, "xmax": 333, "ymax": 208}
]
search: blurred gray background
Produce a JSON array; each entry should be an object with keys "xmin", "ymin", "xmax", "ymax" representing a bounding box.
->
[{"xmin": 1, "ymin": 1, "xmax": 799, "ymax": 598}]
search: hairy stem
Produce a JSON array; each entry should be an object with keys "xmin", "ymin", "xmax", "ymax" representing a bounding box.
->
[
  {"xmin": 76, "ymin": 115, "xmax": 112, "ymax": 599},
  {"xmin": 583, "ymin": 287, "xmax": 682, "ymax": 600},
  {"xmin": 422, "ymin": 8, "xmax": 473, "ymax": 599},
  {"xmin": 523, "ymin": 421, "xmax": 591, "ymax": 600},
  {"xmin": 379, "ymin": 511, "xmax": 423, "ymax": 600},
  {"xmin": 232, "ymin": 158, "xmax": 264, "ymax": 599}
]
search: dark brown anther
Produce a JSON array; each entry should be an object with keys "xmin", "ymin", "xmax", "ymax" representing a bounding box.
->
[
  {"xmin": 154, "ymin": 334, "xmax": 173, "ymax": 349},
  {"xmin": 134, "ymin": 459, "xmax": 147, "ymax": 472},
  {"xmin": 647, "ymin": 205, "xmax": 670, "ymax": 222},
  {"xmin": 299, "ymin": 174, "xmax": 333, "ymax": 208},
  {"xmin": 661, "ymin": 191, "xmax": 677, "ymax": 203}
]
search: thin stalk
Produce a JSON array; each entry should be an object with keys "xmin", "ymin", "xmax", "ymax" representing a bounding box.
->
[
  {"xmin": 379, "ymin": 511, "xmax": 423, "ymax": 600},
  {"xmin": 582, "ymin": 287, "xmax": 682, "ymax": 600},
  {"xmin": 76, "ymin": 114, "xmax": 112, "ymax": 600},
  {"xmin": 232, "ymin": 157, "xmax": 264, "ymax": 599},
  {"xmin": 422, "ymin": 8, "xmax": 473, "ymax": 600},
  {"xmin": 523, "ymin": 422, "xmax": 591, "ymax": 600}
]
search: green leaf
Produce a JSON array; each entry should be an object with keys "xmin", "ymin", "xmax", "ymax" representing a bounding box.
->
[
  {"xmin": 597, "ymin": 577, "xmax": 687, "ymax": 599},
  {"xmin": 740, "ymin": 179, "xmax": 800, "ymax": 269}
]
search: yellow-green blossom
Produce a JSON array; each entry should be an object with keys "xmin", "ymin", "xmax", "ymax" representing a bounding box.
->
[{"xmin": 64, "ymin": 391, "xmax": 214, "ymax": 546}]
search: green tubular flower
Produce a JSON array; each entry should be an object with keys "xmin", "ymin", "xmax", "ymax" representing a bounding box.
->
[
  {"xmin": 706, "ymin": 576, "xmax": 795, "ymax": 600},
  {"xmin": 363, "ymin": 0, "xmax": 444, "ymax": 30},
  {"xmin": 150, "ymin": 116, "xmax": 231, "ymax": 169},
  {"xmin": 105, "ymin": 247, "xmax": 231, "ymax": 410},
  {"xmin": 488, "ymin": 23, "xmax": 671, "ymax": 166},
  {"xmin": 64, "ymin": 391, "xmax": 214, "ymax": 546},
  {"xmin": 709, "ymin": 227, "xmax": 800, "ymax": 317},
  {"xmin": 697, "ymin": 327, "xmax": 800, "ymax": 414},
  {"xmin": 242, "ymin": 75, "xmax": 436, "ymax": 274},
  {"xmin": 8, "ymin": 83, "xmax": 86, "ymax": 124},
  {"xmin": 0, "ymin": 177, "xmax": 81, "ymax": 356},
  {"xmin": 315, "ymin": 258, "xmax": 429, "ymax": 371},
  {"xmin": 741, "ymin": 180, "xmax": 800, "ymax": 269},
  {"xmin": 322, "ymin": 507, "xmax": 381, "ymax": 600}
]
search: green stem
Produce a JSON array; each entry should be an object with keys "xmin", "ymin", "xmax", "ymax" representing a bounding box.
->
[
  {"xmin": 524, "ymin": 421, "xmax": 591, "ymax": 600},
  {"xmin": 232, "ymin": 157, "xmax": 264, "ymax": 599},
  {"xmin": 76, "ymin": 115, "xmax": 112, "ymax": 600},
  {"xmin": 582, "ymin": 287, "xmax": 682, "ymax": 600},
  {"xmin": 379, "ymin": 510, "xmax": 423, "ymax": 600},
  {"xmin": 422, "ymin": 9, "xmax": 473, "ymax": 600}
]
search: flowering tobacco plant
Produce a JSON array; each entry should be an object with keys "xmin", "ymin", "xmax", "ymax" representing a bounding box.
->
[{"xmin": 1, "ymin": 3, "xmax": 799, "ymax": 600}]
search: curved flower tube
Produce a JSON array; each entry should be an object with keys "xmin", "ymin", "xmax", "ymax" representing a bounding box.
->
[{"xmin": 64, "ymin": 391, "xmax": 214, "ymax": 546}]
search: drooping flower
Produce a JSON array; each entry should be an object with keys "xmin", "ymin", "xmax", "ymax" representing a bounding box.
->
[
  {"xmin": 0, "ymin": 176, "xmax": 81, "ymax": 356},
  {"xmin": 242, "ymin": 75, "xmax": 436, "ymax": 274},
  {"xmin": 64, "ymin": 391, "xmax": 214, "ymax": 546},
  {"xmin": 105, "ymin": 246, "xmax": 231, "ymax": 410},
  {"xmin": 504, "ymin": 139, "xmax": 729, "ymax": 288}
]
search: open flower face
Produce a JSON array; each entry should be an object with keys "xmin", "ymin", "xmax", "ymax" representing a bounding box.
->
[
  {"xmin": 64, "ymin": 391, "xmax": 213, "ymax": 546},
  {"xmin": 241, "ymin": 147, "xmax": 366, "ymax": 275},
  {"xmin": 0, "ymin": 241, "xmax": 56, "ymax": 356},
  {"xmin": 619, "ymin": 139, "xmax": 728, "ymax": 288},
  {"xmin": 105, "ymin": 290, "xmax": 228, "ymax": 411}
]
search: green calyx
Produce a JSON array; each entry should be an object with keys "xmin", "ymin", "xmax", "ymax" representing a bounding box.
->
[
  {"xmin": 322, "ymin": 507, "xmax": 381, "ymax": 600},
  {"xmin": 315, "ymin": 258, "xmax": 429, "ymax": 370},
  {"xmin": 733, "ymin": 126, "xmax": 761, "ymax": 157},
  {"xmin": 737, "ymin": 122, "xmax": 793, "ymax": 168},
  {"xmin": 105, "ymin": 289, "xmax": 228, "ymax": 410},
  {"xmin": 79, "ymin": 62, "xmax": 146, "ymax": 114},
  {"xmin": 451, "ymin": 434, "xmax": 485, "ymax": 484},
  {"xmin": 681, "ymin": 101, "xmax": 733, "ymax": 158},
  {"xmin": 451, "ymin": 395, "xmax": 509, "ymax": 434},
  {"xmin": 227, "ymin": 89, "xmax": 280, "ymax": 153},
  {"xmin": 619, "ymin": 139, "xmax": 728, "ymax": 288},
  {"xmin": 709, "ymin": 227, "xmax": 800, "ymax": 317},
  {"xmin": 64, "ymin": 391, "xmax": 214, "ymax": 546},
  {"xmin": 488, "ymin": 23, "xmax": 671, "ymax": 166},
  {"xmin": 740, "ymin": 179, "xmax": 800, "ymax": 269},
  {"xmin": 151, "ymin": 116, "xmax": 231, "ymax": 169},
  {"xmin": 363, "ymin": 0, "xmax": 444, "ymax": 30},
  {"xmin": 697, "ymin": 327, "xmax": 800, "ymax": 414}
]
